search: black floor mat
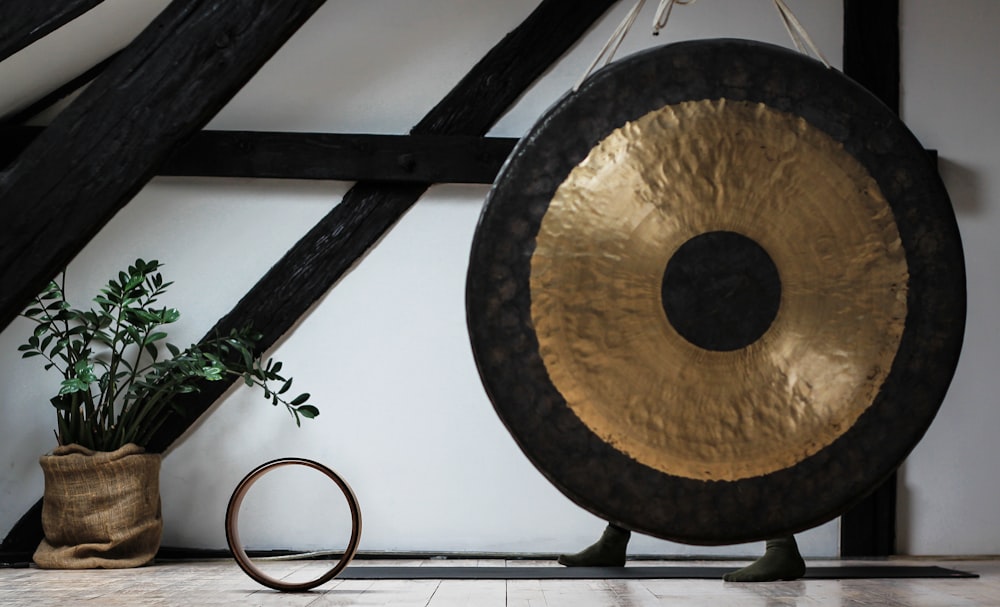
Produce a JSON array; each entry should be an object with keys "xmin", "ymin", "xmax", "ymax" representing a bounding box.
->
[{"xmin": 337, "ymin": 565, "xmax": 978, "ymax": 580}]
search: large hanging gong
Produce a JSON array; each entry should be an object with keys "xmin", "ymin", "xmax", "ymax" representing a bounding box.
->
[{"xmin": 465, "ymin": 39, "xmax": 965, "ymax": 544}]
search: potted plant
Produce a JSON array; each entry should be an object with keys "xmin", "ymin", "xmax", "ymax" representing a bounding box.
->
[{"xmin": 17, "ymin": 258, "xmax": 319, "ymax": 569}]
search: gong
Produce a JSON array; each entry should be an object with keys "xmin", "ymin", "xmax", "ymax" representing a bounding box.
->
[{"xmin": 465, "ymin": 39, "xmax": 966, "ymax": 544}]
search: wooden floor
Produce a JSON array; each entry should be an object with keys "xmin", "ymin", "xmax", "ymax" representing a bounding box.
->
[{"xmin": 2, "ymin": 557, "xmax": 999, "ymax": 606}]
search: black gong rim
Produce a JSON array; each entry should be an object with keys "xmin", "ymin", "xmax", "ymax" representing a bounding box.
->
[{"xmin": 465, "ymin": 39, "xmax": 966, "ymax": 545}]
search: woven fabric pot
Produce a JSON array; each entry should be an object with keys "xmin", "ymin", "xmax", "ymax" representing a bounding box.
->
[{"xmin": 33, "ymin": 443, "xmax": 162, "ymax": 569}]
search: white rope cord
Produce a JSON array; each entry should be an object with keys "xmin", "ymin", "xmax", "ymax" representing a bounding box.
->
[
  {"xmin": 653, "ymin": 0, "xmax": 700, "ymax": 36},
  {"xmin": 772, "ymin": 0, "xmax": 831, "ymax": 67},
  {"xmin": 573, "ymin": 0, "xmax": 648, "ymax": 91},
  {"xmin": 573, "ymin": 0, "xmax": 830, "ymax": 91}
]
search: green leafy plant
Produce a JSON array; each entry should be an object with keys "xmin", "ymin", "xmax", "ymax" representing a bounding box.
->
[{"xmin": 18, "ymin": 258, "xmax": 318, "ymax": 451}]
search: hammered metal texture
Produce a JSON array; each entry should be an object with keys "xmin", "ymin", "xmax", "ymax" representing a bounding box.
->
[{"xmin": 530, "ymin": 99, "xmax": 907, "ymax": 481}]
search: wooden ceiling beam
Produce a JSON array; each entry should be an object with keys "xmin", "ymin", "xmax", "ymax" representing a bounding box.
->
[
  {"xmin": 843, "ymin": 0, "xmax": 899, "ymax": 113},
  {"xmin": 2, "ymin": 126, "xmax": 518, "ymax": 184},
  {"xmin": 0, "ymin": 0, "xmax": 106, "ymax": 63},
  {"xmin": 0, "ymin": 0, "xmax": 329, "ymax": 331},
  {"xmin": 839, "ymin": 0, "xmax": 901, "ymax": 558},
  {"xmin": 158, "ymin": 132, "xmax": 518, "ymax": 183}
]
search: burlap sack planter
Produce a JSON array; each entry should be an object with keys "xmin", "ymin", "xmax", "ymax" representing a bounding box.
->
[{"xmin": 34, "ymin": 443, "xmax": 163, "ymax": 569}]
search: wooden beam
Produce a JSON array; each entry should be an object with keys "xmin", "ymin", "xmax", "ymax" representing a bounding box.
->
[
  {"xmin": 2, "ymin": 127, "xmax": 518, "ymax": 183},
  {"xmin": 161, "ymin": 132, "xmax": 519, "ymax": 183},
  {"xmin": 0, "ymin": 0, "xmax": 329, "ymax": 331},
  {"xmin": 843, "ymin": 0, "xmax": 899, "ymax": 113},
  {"xmin": 0, "ymin": 500, "xmax": 41, "ymax": 564},
  {"xmin": 3, "ymin": 127, "xmax": 517, "ymax": 182},
  {"xmin": 840, "ymin": 0, "xmax": 900, "ymax": 558},
  {"xmin": 2, "ymin": 0, "xmax": 616, "ymax": 555},
  {"xmin": 147, "ymin": 0, "xmax": 618, "ymax": 453},
  {"xmin": 0, "ymin": 0, "xmax": 105, "ymax": 63},
  {"xmin": 0, "ymin": 127, "xmax": 39, "ymax": 170},
  {"xmin": 159, "ymin": 132, "xmax": 518, "ymax": 183}
]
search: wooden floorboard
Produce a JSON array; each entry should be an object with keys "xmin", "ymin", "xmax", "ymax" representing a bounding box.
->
[{"xmin": 0, "ymin": 557, "xmax": 996, "ymax": 606}]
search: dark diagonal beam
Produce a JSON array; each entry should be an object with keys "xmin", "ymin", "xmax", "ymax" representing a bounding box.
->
[
  {"xmin": 0, "ymin": 0, "xmax": 329, "ymax": 331},
  {"xmin": 0, "ymin": 0, "xmax": 105, "ymax": 63},
  {"xmin": 147, "ymin": 0, "xmax": 619, "ymax": 451}
]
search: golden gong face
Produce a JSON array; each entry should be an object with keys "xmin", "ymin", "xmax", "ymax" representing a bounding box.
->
[{"xmin": 530, "ymin": 99, "xmax": 908, "ymax": 481}]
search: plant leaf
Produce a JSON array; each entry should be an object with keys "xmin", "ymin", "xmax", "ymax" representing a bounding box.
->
[{"xmin": 296, "ymin": 405, "xmax": 319, "ymax": 419}]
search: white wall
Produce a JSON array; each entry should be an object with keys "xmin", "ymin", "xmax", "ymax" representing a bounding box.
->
[
  {"xmin": 895, "ymin": 0, "xmax": 1000, "ymax": 556},
  {"xmin": 1, "ymin": 0, "xmax": 909, "ymax": 559}
]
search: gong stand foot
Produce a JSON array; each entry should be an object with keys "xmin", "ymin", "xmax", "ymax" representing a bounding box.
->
[
  {"xmin": 557, "ymin": 523, "xmax": 630, "ymax": 567},
  {"xmin": 722, "ymin": 536, "xmax": 806, "ymax": 582}
]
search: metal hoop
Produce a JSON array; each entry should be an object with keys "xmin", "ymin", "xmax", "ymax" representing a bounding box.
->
[{"xmin": 225, "ymin": 458, "xmax": 362, "ymax": 592}]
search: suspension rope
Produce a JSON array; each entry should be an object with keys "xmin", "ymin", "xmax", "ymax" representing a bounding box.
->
[
  {"xmin": 573, "ymin": 0, "xmax": 829, "ymax": 91},
  {"xmin": 772, "ymin": 0, "xmax": 831, "ymax": 67}
]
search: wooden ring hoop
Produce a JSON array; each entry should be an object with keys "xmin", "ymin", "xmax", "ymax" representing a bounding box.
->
[{"xmin": 224, "ymin": 458, "xmax": 362, "ymax": 592}]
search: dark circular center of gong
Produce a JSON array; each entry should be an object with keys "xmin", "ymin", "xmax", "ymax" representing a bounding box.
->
[{"xmin": 661, "ymin": 230, "xmax": 781, "ymax": 351}]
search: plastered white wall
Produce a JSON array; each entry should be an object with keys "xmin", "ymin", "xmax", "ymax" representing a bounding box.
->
[
  {"xmin": 895, "ymin": 0, "xmax": 1000, "ymax": 556},
  {"xmin": 2, "ymin": 0, "xmax": 866, "ymax": 558}
]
